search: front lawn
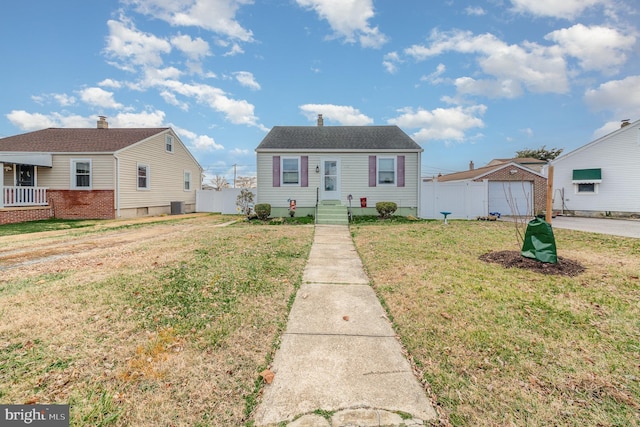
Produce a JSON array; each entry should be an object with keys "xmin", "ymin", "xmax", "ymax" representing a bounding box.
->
[{"xmin": 352, "ymin": 220, "xmax": 640, "ymax": 426}]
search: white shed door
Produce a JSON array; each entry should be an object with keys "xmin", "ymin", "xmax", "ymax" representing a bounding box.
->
[{"xmin": 488, "ymin": 181, "xmax": 533, "ymax": 216}]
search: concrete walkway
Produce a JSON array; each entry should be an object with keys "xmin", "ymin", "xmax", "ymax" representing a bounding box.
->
[{"xmin": 253, "ymin": 225, "xmax": 437, "ymax": 427}]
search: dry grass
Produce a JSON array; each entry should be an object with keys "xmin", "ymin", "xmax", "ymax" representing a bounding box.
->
[
  {"xmin": 351, "ymin": 220, "xmax": 640, "ymax": 426},
  {"xmin": 0, "ymin": 216, "xmax": 313, "ymax": 426}
]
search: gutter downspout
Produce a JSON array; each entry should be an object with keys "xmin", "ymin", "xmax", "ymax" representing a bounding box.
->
[{"xmin": 114, "ymin": 154, "xmax": 121, "ymax": 218}]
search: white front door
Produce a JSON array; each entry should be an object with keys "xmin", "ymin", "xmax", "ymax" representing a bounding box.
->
[{"xmin": 321, "ymin": 159, "xmax": 340, "ymax": 200}]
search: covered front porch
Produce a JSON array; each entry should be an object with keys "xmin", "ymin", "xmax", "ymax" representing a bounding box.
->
[{"xmin": 1, "ymin": 154, "xmax": 52, "ymax": 208}]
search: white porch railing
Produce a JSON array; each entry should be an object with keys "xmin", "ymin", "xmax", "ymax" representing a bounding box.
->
[{"xmin": 2, "ymin": 186, "xmax": 49, "ymax": 207}]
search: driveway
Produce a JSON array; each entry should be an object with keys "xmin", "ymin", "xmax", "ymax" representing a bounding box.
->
[{"xmin": 546, "ymin": 216, "xmax": 640, "ymax": 238}]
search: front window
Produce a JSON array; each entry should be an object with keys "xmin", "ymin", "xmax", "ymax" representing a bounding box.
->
[
  {"xmin": 71, "ymin": 159, "xmax": 91, "ymax": 189},
  {"xmin": 378, "ymin": 157, "xmax": 395, "ymax": 185},
  {"xmin": 137, "ymin": 164, "xmax": 150, "ymax": 190},
  {"xmin": 184, "ymin": 171, "xmax": 192, "ymax": 191},
  {"xmin": 165, "ymin": 135, "xmax": 174, "ymax": 153},
  {"xmin": 282, "ymin": 157, "xmax": 300, "ymax": 185}
]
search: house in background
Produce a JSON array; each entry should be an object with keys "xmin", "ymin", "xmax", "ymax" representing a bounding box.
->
[
  {"xmin": 255, "ymin": 115, "xmax": 423, "ymax": 224},
  {"xmin": 421, "ymin": 159, "xmax": 547, "ymax": 219},
  {"xmin": 486, "ymin": 157, "xmax": 547, "ymax": 172},
  {"xmin": 0, "ymin": 116, "xmax": 203, "ymax": 224},
  {"xmin": 550, "ymin": 118, "xmax": 640, "ymax": 218}
]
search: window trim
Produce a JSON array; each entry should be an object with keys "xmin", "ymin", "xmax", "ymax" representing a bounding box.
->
[
  {"xmin": 575, "ymin": 182, "xmax": 598, "ymax": 194},
  {"xmin": 183, "ymin": 170, "xmax": 192, "ymax": 191},
  {"xmin": 281, "ymin": 156, "xmax": 300, "ymax": 186},
  {"xmin": 377, "ymin": 156, "xmax": 396, "ymax": 186},
  {"xmin": 165, "ymin": 134, "xmax": 174, "ymax": 153},
  {"xmin": 70, "ymin": 159, "xmax": 92, "ymax": 190},
  {"xmin": 137, "ymin": 163, "xmax": 150, "ymax": 190}
]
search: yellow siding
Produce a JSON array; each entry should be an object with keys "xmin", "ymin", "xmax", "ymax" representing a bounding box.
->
[
  {"xmin": 116, "ymin": 130, "xmax": 202, "ymax": 210},
  {"xmin": 37, "ymin": 154, "xmax": 115, "ymax": 190},
  {"xmin": 257, "ymin": 152, "xmax": 420, "ymax": 209}
]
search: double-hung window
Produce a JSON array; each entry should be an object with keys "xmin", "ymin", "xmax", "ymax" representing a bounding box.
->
[
  {"xmin": 184, "ymin": 171, "xmax": 192, "ymax": 191},
  {"xmin": 71, "ymin": 159, "xmax": 92, "ymax": 189},
  {"xmin": 165, "ymin": 135, "xmax": 174, "ymax": 153},
  {"xmin": 282, "ymin": 157, "xmax": 300, "ymax": 185},
  {"xmin": 377, "ymin": 157, "xmax": 395, "ymax": 185},
  {"xmin": 137, "ymin": 164, "xmax": 150, "ymax": 190}
]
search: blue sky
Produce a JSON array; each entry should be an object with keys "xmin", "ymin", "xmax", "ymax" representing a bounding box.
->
[{"xmin": 1, "ymin": 0, "xmax": 638, "ymax": 183}]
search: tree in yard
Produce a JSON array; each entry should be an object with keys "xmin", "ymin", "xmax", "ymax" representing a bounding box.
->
[
  {"xmin": 516, "ymin": 145, "xmax": 563, "ymax": 161},
  {"xmin": 235, "ymin": 176, "xmax": 257, "ymax": 188},
  {"xmin": 210, "ymin": 175, "xmax": 229, "ymax": 191},
  {"xmin": 236, "ymin": 189, "xmax": 255, "ymax": 218}
]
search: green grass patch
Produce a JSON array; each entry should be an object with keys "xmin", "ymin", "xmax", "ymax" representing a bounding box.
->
[
  {"xmin": 351, "ymin": 220, "xmax": 640, "ymax": 426},
  {"xmin": 0, "ymin": 218, "xmax": 100, "ymax": 236}
]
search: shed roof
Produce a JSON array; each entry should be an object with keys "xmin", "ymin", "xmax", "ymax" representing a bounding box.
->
[
  {"xmin": 256, "ymin": 126, "xmax": 422, "ymax": 151},
  {"xmin": 0, "ymin": 128, "xmax": 170, "ymax": 153}
]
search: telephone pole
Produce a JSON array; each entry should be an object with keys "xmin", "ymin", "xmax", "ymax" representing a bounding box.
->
[{"xmin": 233, "ymin": 164, "xmax": 237, "ymax": 188}]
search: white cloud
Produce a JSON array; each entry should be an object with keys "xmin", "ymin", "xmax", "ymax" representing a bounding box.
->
[
  {"xmin": 545, "ymin": 24, "xmax": 636, "ymax": 74},
  {"xmin": 110, "ymin": 110, "xmax": 166, "ymax": 127},
  {"xmin": 509, "ymin": 0, "xmax": 605, "ymax": 19},
  {"xmin": 230, "ymin": 148, "xmax": 250, "ymax": 155},
  {"xmin": 171, "ymin": 33, "xmax": 211, "ymax": 60},
  {"xmin": 31, "ymin": 93, "xmax": 77, "ymax": 107},
  {"xmin": 382, "ymin": 51, "xmax": 401, "ymax": 74},
  {"xmin": 584, "ymin": 75, "xmax": 640, "ymax": 117},
  {"xmin": 78, "ymin": 87, "xmax": 124, "ymax": 109},
  {"xmin": 388, "ymin": 105, "xmax": 487, "ymax": 143},
  {"xmin": 421, "ymin": 63, "xmax": 446, "ymax": 84},
  {"xmin": 405, "ymin": 29, "xmax": 569, "ymax": 97},
  {"xmin": 174, "ymin": 125, "xmax": 225, "ymax": 150},
  {"xmin": 127, "ymin": 0, "xmax": 254, "ymax": 42},
  {"xmin": 234, "ymin": 71, "xmax": 261, "ymax": 90},
  {"xmin": 296, "ymin": 0, "xmax": 388, "ymax": 48},
  {"xmin": 105, "ymin": 17, "xmax": 172, "ymax": 71},
  {"xmin": 98, "ymin": 79, "xmax": 123, "ymax": 89},
  {"xmin": 223, "ymin": 43, "xmax": 245, "ymax": 56},
  {"xmin": 160, "ymin": 90, "xmax": 190, "ymax": 111},
  {"xmin": 465, "ymin": 6, "xmax": 486, "ymax": 16},
  {"xmin": 299, "ymin": 104, "xmax": 373, "ymax": 125},
  {"xmin": 6, "ymin": 110, "xmax": 57, "ymax": 130}
]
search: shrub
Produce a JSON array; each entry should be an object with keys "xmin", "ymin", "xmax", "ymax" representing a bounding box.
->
[
  {"xmin": 376, "ymin": 202, "xmax": 397, "ymax": 218},
  {"xmin": 254, "ymin": 203, "xmax": 271, "ymax": 220}
]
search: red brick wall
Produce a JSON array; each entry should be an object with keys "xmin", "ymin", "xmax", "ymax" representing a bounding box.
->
[
  {"xmin": 48, "ymin": 190, "xmax": 115, "ymax": 220},
  {"xmin": 474, "ymin": 168, "xmax": 547, "ymax": 214},
  {"xmin": 0, "ymin": 206, "xmax": 54, "ymax": 225}
]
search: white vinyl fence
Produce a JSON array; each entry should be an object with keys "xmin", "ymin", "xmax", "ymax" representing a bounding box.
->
[
  {"xmin": 420, "ymin": 180, "xmax": 488, "ymax": 219},
  {"xmin": 196, "ymin": 188, "xmax": 254, "ymax": 214}
]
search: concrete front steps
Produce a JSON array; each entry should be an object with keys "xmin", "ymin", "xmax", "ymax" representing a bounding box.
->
[{"xmin": 316, "ymin": 200, "xmax": 349, "ymax": 225}]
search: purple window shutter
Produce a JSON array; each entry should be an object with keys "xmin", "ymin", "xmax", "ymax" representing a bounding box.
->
[
  {"xmin": 273, "ymin": 156, "xmax": 280, "ymax": 187},
  {"xmin": 301, "ymin": 156, "xmax": 308, "ymax": 187},
  {"xmin": 369, "ymin": 156, "xmax": 376, "ymax": 187},
  {"xmin": 397, "ymin": 155, "xmax": 405, "ymax": 187}
]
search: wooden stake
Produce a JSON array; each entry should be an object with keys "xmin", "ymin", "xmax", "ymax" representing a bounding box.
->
[{"xmin": 546, "ymin": 165, "xmax": 554, "ymax": 224}]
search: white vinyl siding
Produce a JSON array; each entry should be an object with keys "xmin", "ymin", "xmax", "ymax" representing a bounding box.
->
[
  {"xmin": 257, "ymin": 152, "xmax": 419, "ymax": 208},
  {"xmin": 36, "ymin": 154, "xmax": 114, "ymax": 190},
  {"xmin": 551, "ymin": 123, "xmax": 640, "ymax": 213}
]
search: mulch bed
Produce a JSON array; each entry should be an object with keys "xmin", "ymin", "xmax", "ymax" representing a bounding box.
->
[{"xmin": 479, "ymin": 250, "xmax": 585, "ymax": 276}]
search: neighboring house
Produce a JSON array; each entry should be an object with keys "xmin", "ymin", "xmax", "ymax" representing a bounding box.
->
[
  {"xmin": 486, "ymin": 157, "xmax": 547, "ymax": 172},
  {"xmin": 550, "ymin": 118, "xmax": 640, "ymax": 218},
  {"xmin": 422, "ymin": 160, "xmax": 547, "ymax": 218},
  {"xmin": 0, "ymin": 116, "xmax": 203, "ymax": 224},
  {"xmin": 255, "ymin": 115, "xmax": 423, "ymax": 223}
]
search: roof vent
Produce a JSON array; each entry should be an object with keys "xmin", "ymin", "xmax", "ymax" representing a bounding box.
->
[
  {"xmin": 317, "ymin": 114, "xmax": 324, "ymax": 127},
  {"xmin": 97, "ymin": 116, "xmax": 108, "ymax": 129},
  {"xmin": 621, "ymin": 119, "xmax": 630, "ymax": 128}
]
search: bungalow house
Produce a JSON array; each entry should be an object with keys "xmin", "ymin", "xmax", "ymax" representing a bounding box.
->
[
  {"xmin": 421, "ymin": 159, "xmax": 547, "ymax": 218},
  {"xmin": 255, "ymin": 115, "xmax": 423, "ymax": 223},
  {"xmin": 0, "ymin": 116, "xmax": 203, "ymax": 224},
  {"xmin": 550, "ymin": 118, "xmax": 640, "ymax": 218}
]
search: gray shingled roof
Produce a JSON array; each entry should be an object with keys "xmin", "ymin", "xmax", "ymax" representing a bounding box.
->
[
  {"xmin": 256, "ymin": 126, "xmax": 422, "ymax": 151},
  {"xmin": 0, "ymin": 128, "xmax": 170, "ymax": 153}
]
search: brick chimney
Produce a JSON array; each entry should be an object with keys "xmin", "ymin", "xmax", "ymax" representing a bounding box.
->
[
  {"xmin": 97, "ymin": 116, "xmax": 108, "ymax": 129},
  {"xmin": 621, "ymin": 119, "xmax": 630, "ymax": 128},
  {"xmin": 317, "ymin": 114, "xmax": 324, "ymax": 126},
  {"xmin": 469, "ymin": 160, "xmax": 474, "ymax": 170}
]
